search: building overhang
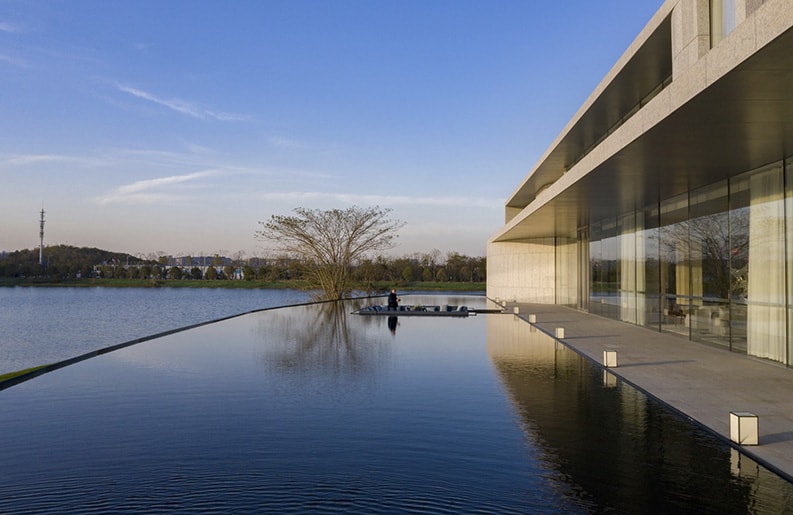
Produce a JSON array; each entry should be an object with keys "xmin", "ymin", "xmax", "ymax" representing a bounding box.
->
[
  {"xmin": 503, "ymin": 6, "xmax": 675, "ymax": 214},
  {"xmin": 492, "ymin": 12, "xmax": 793, "ymax": 244}
]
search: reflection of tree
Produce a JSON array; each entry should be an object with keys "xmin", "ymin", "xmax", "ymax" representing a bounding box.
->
[
  {"xmin": 728, "ymin": 206, "xmax": 749, "ymax": 300},
  {"xmin": 257, "ymin": 301, "xmax": 389, "ymax": 380},
  {"xmin": 661, "ymin": 208, "xmax": 749, "ymax": 300},
  {"xmin": 659, "ymin": 221, "xmax": 689, "ymax": 316},
  {"xmin": 689, "ymin": 214, "xmax": 730, "ymax": 299}
]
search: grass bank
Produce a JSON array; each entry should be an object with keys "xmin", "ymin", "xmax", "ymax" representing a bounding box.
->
[{"xmin": 0, "ymin": 365, "xmax": 48, "ymax": 387}]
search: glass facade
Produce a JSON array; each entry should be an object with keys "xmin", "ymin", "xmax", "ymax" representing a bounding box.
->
[{"xmin": 582, "ymin": 159, "xmax": 792, "ymax": 366}]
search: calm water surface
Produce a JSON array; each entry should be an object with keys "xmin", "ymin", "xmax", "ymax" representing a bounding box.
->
[
  {"xmin": 0, "ymin": 294, "xmax": 791, "ymax": 513},
  {"xmin": 0, "ymin": 287, "xmax": 312, "ymax": 374}
]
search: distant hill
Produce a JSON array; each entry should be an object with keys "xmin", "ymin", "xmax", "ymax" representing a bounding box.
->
[{"xmin": 0, "ymin": 245, "xmax": 152, "ymax": 278}]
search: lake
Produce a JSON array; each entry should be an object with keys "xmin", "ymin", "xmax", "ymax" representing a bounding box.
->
[
  {"xmin": 0, "ymin": 289, "xmax": 791, "ymax": 513},
  {"xmin": 0, "ymin": 286, "xmax": 313, "ymax": 374}
]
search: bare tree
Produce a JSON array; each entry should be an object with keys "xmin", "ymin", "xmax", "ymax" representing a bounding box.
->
[{"xmin": 256, "ymin": 206, "xmax": 405, "ymax": 299}]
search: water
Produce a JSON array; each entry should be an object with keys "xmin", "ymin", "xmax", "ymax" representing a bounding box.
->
[
  {"xmin": 487, "ymin": 318, "xmax": 793, "ymax": 513},
  {"xmin": 0, "ymin": 291, "xmax": 791, "ymax": 513},
  {"xmin": 0, "ymin": 286, "xmax": 312, "ymax": 374}
]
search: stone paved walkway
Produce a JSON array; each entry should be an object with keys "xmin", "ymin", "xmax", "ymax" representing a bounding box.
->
[{"xmin": 502, "ymin": 302, "xmax": 793, "ymax": 483}]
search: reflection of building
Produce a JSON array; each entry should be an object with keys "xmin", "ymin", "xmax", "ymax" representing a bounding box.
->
[
  {"xmin": 488, "ymin": 1, "xmax": 793, "ymax": 366},
  {"xmin": 485, "ymin": 316, "xmax": 788, "ymax": 512}
]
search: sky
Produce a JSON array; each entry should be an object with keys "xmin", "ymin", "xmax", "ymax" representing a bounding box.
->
[{"xmin": 1, "ymin": 0, "xmax": 663, "ymax": 259}]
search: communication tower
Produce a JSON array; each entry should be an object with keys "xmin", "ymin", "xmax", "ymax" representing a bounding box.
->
[{"xmin": 39, "ymin": 208, "xmax": 45, "ymax": 266}]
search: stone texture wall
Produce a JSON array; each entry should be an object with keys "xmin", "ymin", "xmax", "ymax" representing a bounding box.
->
[
  {"xmin": 486, "ymin": 239, "xmax": 556, "ymax": 304},
  {"xmin": 671, "ymin": 0, "xmax": 710, "ymax": 79}
]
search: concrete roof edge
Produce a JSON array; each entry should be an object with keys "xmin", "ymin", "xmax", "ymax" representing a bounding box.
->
[{"xmin": 505, "ymin": 1, "xmax": 678, "ymax": 209}]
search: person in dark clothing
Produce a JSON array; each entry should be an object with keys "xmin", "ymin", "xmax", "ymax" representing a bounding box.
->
[{"xmin": 387, "ymin": 289, "xmax": 400, "ymax": 310}]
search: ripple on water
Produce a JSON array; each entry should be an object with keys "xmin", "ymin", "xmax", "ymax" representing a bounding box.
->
[{"xmin": 0, "ymin": 296, "xmax": 791, "ymax": 513}]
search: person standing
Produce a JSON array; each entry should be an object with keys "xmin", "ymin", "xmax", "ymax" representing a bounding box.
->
[{"xmin": 387, "ymin": 289, "xmax": 400, "ymax": 310}]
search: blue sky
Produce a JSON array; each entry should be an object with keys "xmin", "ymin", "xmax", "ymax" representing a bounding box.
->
[{"xmin": 1, "ymin": 0, "xmax": 662, "ymax": 258}]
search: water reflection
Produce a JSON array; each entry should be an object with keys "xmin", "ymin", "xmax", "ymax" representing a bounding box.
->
[
  {"xmin": 486, "ymin": 316, "xmax": 793, "ymax": 513},
  {"xmin": 1, "ymin": 297, "xmax": 790, "ymax": 513},
  {"xmin": 255, "ymin": 301, "xmax": 390, "ymax": 381},
  {"xmin": 0, "ymin": 287, "xmax": 312, "ymax": 374}
]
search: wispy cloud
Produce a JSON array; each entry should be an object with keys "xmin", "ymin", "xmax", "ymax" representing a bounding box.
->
[
  {"xmin": 115, "ymin": 171, "xmax": 217, "ymax": 194},
  {"xmin": 0, "ymin": 153, "xmax": 107, "ymax": 168},
  {"xmin": 97, "ymin": 170, "xmax": 221, "ymax": 205},
  {"xmin": 115, "ymin": 84, "xmax": 250, "ymax": 122},
  {"xmin": 111, "ymin": 147, "xmax": 214, "ymax": 170},
  {"xmin": 267, "ymin": 136, "xmax": 304, "ymax": 150},
  {"xmin": 0, "ymin": 22, "xmax": 23, "ymax": 33},
  {"xmin": 257, "ymin": 191, "xmax": 502, "ymax": 209},
  {"xmin": 0, "ymin": 53, "xmax": 29, "ymax": 68}
]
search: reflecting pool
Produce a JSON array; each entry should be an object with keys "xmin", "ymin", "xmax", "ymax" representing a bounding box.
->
[{"xmin": 0, "ymin": 295, "xmax": 791, "ymax": 513}]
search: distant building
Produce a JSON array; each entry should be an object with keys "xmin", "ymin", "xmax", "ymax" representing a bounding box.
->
[{"xmin": 488, "ymin": 1, "xmax": 793, "ymax": 366}]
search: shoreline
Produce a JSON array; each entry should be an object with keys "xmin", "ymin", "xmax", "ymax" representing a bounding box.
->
[{"xmin": 0, "ymin": 277, "xmax": 485, "ymax": 292}]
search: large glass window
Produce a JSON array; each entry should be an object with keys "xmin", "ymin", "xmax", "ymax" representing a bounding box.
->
[
  {"xmin": 590, "ymin": 222, "xmax": 604, "ymax": 316},
  {"xmin": 660, "ymin": 194, "xmax": 690, "ymax": 338},
  {"xmin": 689, "ymin": 182, "xmax": 730, "ymax": 348},
  {"xmin": 579, "ymin": 157, "xmax": 791, "ymax": 367},
  {"xmin": 578, "ymin": 227, "xmax": 590, "ymax": 312},
  {"xmin": 728, "ymin": 179, "xmax": 749, "ymax": 352},
  {"xmin": 589, "ymin": 219, "xmax": 619, "ymax": 319},
  {"xmin": 711, "ymin": 0, "xmax": 736, "ymax": 47},
  {"xmin": 787, "ymin": 157, "xmax": 793, "ymax": 366},
  {"xmin": 638, "ymin": 205, "xmax": 661, "ymax": 330},
  {"xmin": 618, "ymin": 212, "xmax": 637, "ymax": 324},
  {"xmin": 731, "ymin": 163, "xmax": 785, "ymax": 361}
]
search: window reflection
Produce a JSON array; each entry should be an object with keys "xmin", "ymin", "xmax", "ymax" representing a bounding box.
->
[
  {"xmin": 590, "ymin": 219, "xmax": 619, "ymax": 319},
  {"xmin": 660, "ymin": 194, "xmax": 690, "ymax": 338},
  {"xmin": 743, "ymin": 165, "xmax": 785, "ymax": 361},
  {"xmin": 582, "ymin": 159, "xmax": 791, "ymax": 366},
  {"xmin": 787, "ymin": 158, "xmax": 793, "ymax": 365},
  {"xmin": 729, "ymin": 181, "xmax": 750, "ymax": 353},
  {"xmin": 689, "ymin": 182, "xmax": 730, "ymax": 348},
  {"xmin": 618, "ymin": 212, "xmax": 637, "ymax": 325},
  {"xmin": 639, "ymin": 207, "xmax": 661, "ymax": 330}
]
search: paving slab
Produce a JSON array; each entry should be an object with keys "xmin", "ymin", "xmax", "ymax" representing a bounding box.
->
[{"xmin": 504, "ymin": 302, "xmax": 793, "ymax": 483}]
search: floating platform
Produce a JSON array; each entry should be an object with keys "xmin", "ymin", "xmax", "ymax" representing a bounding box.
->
[{"xmin": 355, "ymin": 305, "xmax": 472, "ymax": 317}]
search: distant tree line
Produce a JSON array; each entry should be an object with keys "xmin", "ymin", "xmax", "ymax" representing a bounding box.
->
[
  {"xmin": 0, "ymin": 245, "xmax": 151, "ymax": 279},
  {"xmin": 0, "ymin": 245, "xmax": 486, "ymax": 285},
  {"xmin": 351, "ymin": 251, "xmax": 486, "ymax": 286}
]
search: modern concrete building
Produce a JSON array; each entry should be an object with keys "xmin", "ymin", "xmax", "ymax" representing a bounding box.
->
[{"xmin": 488, "ymin": 0, "xmax": 793, "ymax": 366}]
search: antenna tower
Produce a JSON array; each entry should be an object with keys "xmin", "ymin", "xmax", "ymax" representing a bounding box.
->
[{"xmin": 39, "ymin": 208, "xmax": 46, "ymax": 266}]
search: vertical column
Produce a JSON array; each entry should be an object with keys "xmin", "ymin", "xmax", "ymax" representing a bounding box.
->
[{"xmin": 671, "ymin": 0, "xmax": 711, "ymax": 78}]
